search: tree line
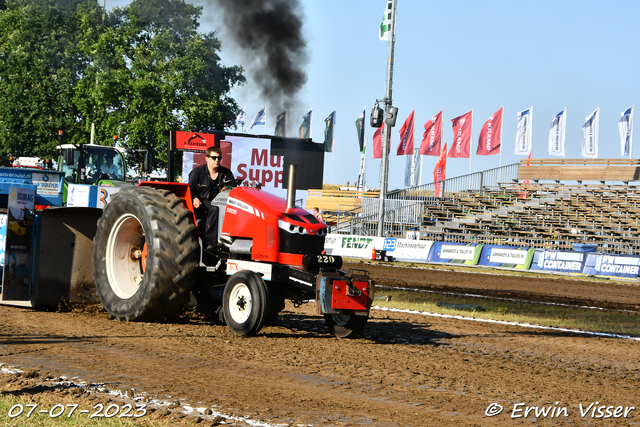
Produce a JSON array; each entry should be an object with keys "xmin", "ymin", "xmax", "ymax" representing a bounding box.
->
[{"xmin": 0, "ymin": 0, "xmax": 245, "ymax": 168}]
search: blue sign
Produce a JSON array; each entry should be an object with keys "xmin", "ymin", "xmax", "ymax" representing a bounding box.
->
[
  {"xmin": 383, "ymin": 238, "xmax": 397, "ymax": 251},
  {"xmin": 583, "ymin": 253, "xmax": 640, "ymax": 279},
  {"xmin": 530, "ymin": 249, "xmax": 585, "ymax": 273}
]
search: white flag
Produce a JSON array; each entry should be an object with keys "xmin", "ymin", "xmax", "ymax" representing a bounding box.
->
[
  {"xmin": 235, "ymin": 106, "xmax": 246, "ymax": 126},
  {"xmin": 404, "ymin": 148, "xmax": 421, "ymax": 188},
  {"xmin": 548, "ymin": 108, "xmax": 566, "ymax": 157},
  {"xmin": 581, "ymin": 107, "xmax": 599, "ymax": 158},
  {"xmin": 249, "ymin": 106, "xmax": 266, "ymax": 131},
  {"xmin": 379, "ymin": 1, "xmax": 394, "ymax": 40},
  {"xmin": 514, "ymin": 107, "xmax": 533, "ymax": 156},
  {"xmin": 619, "ymin": 106, "xmax": 634, "ymax": 157}
]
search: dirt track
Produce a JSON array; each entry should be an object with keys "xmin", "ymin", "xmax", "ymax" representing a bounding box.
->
[{"xmin": 1, "ymin": 263, "xmax": 639, "ymax": 426}]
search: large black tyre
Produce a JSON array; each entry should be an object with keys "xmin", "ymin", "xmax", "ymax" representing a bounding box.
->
[
  {"xmin": 93, "ymin": 186, "xmax": 199, "ymax": 321},
  {"xmin": 223, "ymin": 271, "xmax": 269, "ymax": 336},
  {"xmin": 324, "ymin": 313, "xmax": 368, "ymax": 339}
]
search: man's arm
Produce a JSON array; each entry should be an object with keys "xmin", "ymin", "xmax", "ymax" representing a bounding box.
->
[{"xmin": 188, "ymin": 167, "xmax": 203, "ymax": 209}]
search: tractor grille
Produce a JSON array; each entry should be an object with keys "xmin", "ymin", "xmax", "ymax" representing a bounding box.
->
[{"xmin": 279, "ymin": 233, "xmax": 324, "ymax": 255}]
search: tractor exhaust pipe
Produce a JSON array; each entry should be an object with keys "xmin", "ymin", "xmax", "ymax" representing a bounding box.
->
[{"xmin": 286, "ymin": 164, "xmax": 297, "ymax": 209}]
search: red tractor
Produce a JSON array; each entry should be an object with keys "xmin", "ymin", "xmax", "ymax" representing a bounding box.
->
[{"xmin": 91, "ymin": 137, "xmax": 375, "ymax": 338}]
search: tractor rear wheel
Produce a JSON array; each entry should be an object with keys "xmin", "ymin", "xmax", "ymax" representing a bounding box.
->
[
  {"xmin": 223, "ymin": 271, "xmax": 269, "ymax": 336},
  {"xmin": 324, "ymin": 313, "xmax": 368, "ymax": 338},
  {"xmin": 93, "ymin": 186, "xmax": 199, "ymax": 321}
]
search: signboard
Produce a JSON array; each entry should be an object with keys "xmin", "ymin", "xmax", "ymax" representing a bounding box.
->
[
  {"xmin": 583, "ymin": 253, "xmax": 640, "ymax": 279},
  {"xmin": 2, "ymin": 187, "xmax": 35, "ymax": 301},
  {"xmin": 324, "ymin": 234, "xmax": 384, "ymax": 259},
  {"xmin": 427, "ymin": 242, "xmax": 483, "ymax": 265},
  {"xmin": 530, "ymin": 249, "xmax": 586, "ymax": 274},
  {"xmin": 183, "ymin": 136, "xmax": 309, "ymax": 207},
  {"xmin": 479, "ymin": 245, "xmax": 534, "ymax": 269},
  {"xmin": 67, "ymin": 184, "xmax": 91, "ymax": 207},
  {"xmin": 382, "ymin": 238, "xmax": 434, "ymax": 261},
  {"xmin": 96, "ymin": 186, "xmax": 122, "ymax": 208}
]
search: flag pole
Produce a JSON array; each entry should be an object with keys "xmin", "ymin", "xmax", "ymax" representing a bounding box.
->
[
  {"xmin": 499, "ymin": 106, "xmax": 503, "ymax": 184},
  {"xmin": 530, "ymin": 106, "xmax": 534, "ymax": 157},
  {"xmin": 468, "ymin": 110, "xmax": 473, "ymax": 189},
  {"xmin": 631, "ymin": 105, "xmax": 634, "ymax": 158},
  {"xmin": 310, "ymin": 107, "xmax": 314, "ymax": 139},
  {"xmin": 377, "ymin": 0, "xmax": 397, "ymax": 237},
  {"xmin": 332, "ymin": 109, "xmax": 336, "ymax": 185}
]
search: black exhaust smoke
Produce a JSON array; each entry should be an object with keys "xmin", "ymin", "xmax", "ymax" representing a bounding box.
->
[{"xmin": 213, "ymin": 0, "xmax": 308, "ymax": 115}]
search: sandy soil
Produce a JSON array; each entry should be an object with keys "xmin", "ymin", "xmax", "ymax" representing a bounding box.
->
[{"xmin": 1, "ymin": 263, "xmax": 639, "ymax": 426}]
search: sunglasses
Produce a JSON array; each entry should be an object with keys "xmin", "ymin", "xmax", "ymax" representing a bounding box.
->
[{"xmin": 208, "ymin": 155, "xmax": 222, "ymax": 160}]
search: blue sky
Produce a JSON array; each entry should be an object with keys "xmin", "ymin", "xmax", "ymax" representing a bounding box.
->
[{"xmin": 109, "ymin": 1, "xmax": 640, "ymax": 190}]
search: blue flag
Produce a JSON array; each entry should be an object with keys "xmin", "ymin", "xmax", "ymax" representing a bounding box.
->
[{"xmin": 249, "ymin": 107, "xmax": 267, "ymax": 131}]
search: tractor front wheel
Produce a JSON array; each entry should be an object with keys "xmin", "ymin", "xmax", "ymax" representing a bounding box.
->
[{"xmin": 223, "ymin": 271, "xmax": 269, "ymax": 336}]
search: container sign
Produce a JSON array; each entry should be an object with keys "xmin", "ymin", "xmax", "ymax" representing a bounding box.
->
[
  {"xmin": 530, "ymin": 249, "xmax": 585, "ymax": 273},
  {"xmin": 583, "ymin": 253, "xmax": 640, "ymax": 278}
]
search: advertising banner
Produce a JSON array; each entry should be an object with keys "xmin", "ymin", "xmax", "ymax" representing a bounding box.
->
[
  {"xmin": 96, "ymin": 186, "xmax": 122, "ymax": 208},
  {"xmin": 583, "ymin": 253, "xmax": 640, "ymax": 279},
  {"xmin": 182, "ymin": 136, "xmax": 308, "ymax": 207},
  {"xmin": 530, "ymin": 249, "xmax": 586, "ymax": 274},
  {"xmin": 479, "ymin": 245, "xmax": 534, "ymax": 269},
  {"xmin": 2, "ymin": 187, "xmax": 35, "ymax": 301},
  {"xmin": 0, "ymin": 214, "xmax": 6, "ymax": 268},
  {"xmin": 324, "ymin": 234, "xmax": 384, "ymax": 259},
  {"xmin": 382, "ymin": 238, "xmax": 433, "ymax": 261},
  {"xmin": 427, "ymin": 242, "xmax": 483, "ymax": 265}
]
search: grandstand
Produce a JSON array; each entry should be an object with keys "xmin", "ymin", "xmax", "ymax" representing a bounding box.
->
[{"xmin": 312, "ymin": 159, "xmax": 640, "ymax": 255}]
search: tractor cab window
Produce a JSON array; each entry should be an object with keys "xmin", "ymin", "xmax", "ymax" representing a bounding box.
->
[
  {"xmin": 60, "ymin": 151, "xmax": 80, "ymax": 183},
  {"xmin": 91, "ymin": 149, "xmax": 124, "ymax": 182}
]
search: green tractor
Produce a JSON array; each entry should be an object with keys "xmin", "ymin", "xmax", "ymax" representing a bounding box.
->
[{"xmin": 57, "ymin": 144, "xmax": 152, "ymax": 203}]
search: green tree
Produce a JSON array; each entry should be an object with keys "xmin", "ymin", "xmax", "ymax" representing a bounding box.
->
[
  {"xmin": 0, "ymin": 0, "xmax": 245, "ymax": 168},
  {"xmin": 0, "ymin": 0, "xmax": 93, "ymax": 159},
  {"xmin": 76, "ymin": 0, "xmax": 245, "ymax": 168}
]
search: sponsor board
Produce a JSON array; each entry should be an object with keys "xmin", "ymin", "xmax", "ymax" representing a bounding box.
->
[
  {"xmin": 31, "ymin": 172, "xmax": 62, "ymax": 196},
  {"xmin": 67, "ymin": 184, "xmax": 91, "ymax": 207},
  {"xmin": 96, "ymin": 186, "xmax": 121, "ymax": 208},
  {"xmin": 530, "ymin": 249, "xmax": 586, "ymax": 273},
  {"xmin": 0, "ymin": 214, "xmax": 6, "ymax": 267},
  {"xmin": 383, "ymin": 238, "xmax": 434, "ymax": 261},
  {"xmin": 583, "ymin": 253, "xmax": 640, "ymax": 279},
  {"xmin": 479, "ymin": 245, "xmax": 534, "ymax": 269},
  {"xmin": 428, "ymin": 242, "xmax": 483, "ymax": 264},
  {"xmin": 324, "ymin": 234, "xmax": 384, "ymax": 259}
]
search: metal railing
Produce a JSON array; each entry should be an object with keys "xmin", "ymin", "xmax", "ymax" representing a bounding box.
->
[
  {"xmin": 388, "ymin": 163, "xmax": 519, "ymax": 200},
  {"xmin": 332, "ymin": 201, "xmax": 425, "ymax": 237}
]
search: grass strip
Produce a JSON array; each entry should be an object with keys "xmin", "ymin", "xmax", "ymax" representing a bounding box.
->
[{"xmin": 373, "ymin": 289, "xmax": 640, "ymax": 337}]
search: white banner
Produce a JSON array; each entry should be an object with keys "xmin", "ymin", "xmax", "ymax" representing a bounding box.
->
[
  {"xmin": 548, "ymin": 108, "xmax": 566, "ymax": 157},
  {"xmin": 182, "ymin": 136, "xmax": 308, "ymax": 208},
  {"xmin": 440, "ymin": 244, "xmax": 476, "ymax": 261},
  {"xmin": 404, "ymin": 148, "xmax": 421, "ymax": 188},
  {"xmin": 488, "ymin": 248, "xmax": 529, "ymax": 265},
  {"xmin": 619, "ymin": 105, "xmax": 634, "ymax": 157},
  {"xmin": 324, "ymin": 234, "xmax": 384, "ymax": 258},
  {"xmin": 581, "ymin": 107, "xmax": 599, "ymax": 158},
  {"xmin": 515, "ymin": 107, "xmax": 533, "ymax": 155}
]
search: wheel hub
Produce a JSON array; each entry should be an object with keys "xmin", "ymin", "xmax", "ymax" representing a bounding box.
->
[
  {"xmin": 228, "ymin": 283, "xmax": 252, "ymax": 323},
  {"xmin": 105, "ymin": 213, "xmax": 146, "ymax": 299}
]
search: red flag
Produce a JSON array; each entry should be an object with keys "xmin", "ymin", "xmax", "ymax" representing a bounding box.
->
[
  {"xmin": 476, "ymin": 107, "xmax": 503, "ymax": 155},
  {"xmin": 373, "ymin": 127, "xmax": 383, "ymax": 159},
  {"xmin": 397, "ymin": 110, "xmax": 415, "ymax": 155},
  {"xmin": 433, "ymin": 142, "xmax": 447, "ymax": 197},
  {"xmin": 419, "ymin": 111, "xmax": 442, "ymax": 156},
  {"xmin": 448, "ymin": 111, "xmax": 472, "ymax": 158}
]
